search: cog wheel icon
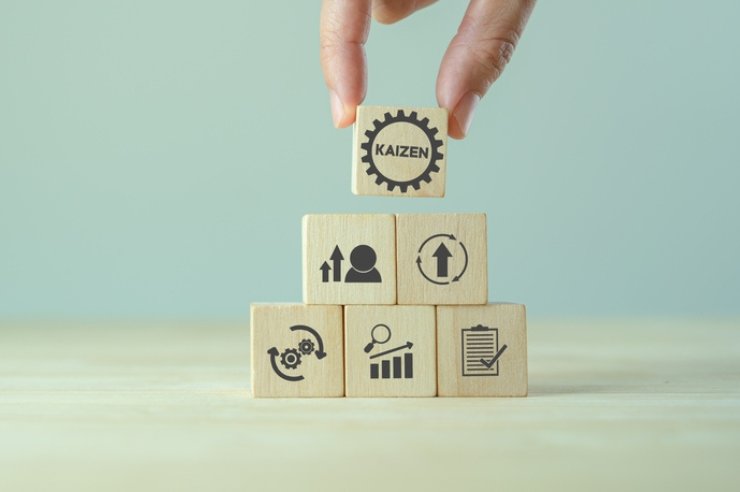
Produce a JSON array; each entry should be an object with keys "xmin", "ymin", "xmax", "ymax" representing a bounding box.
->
[
  {"xmin": 298, "ymin": 338, "xmax": 315, "ymax": 355},
  {"xmin": 360, "ymin": 109, "xmax": 444, "ymax": 192},
  {"xmin": 279, "ymin": 348, "xmax": 302, "ymax": 370}
]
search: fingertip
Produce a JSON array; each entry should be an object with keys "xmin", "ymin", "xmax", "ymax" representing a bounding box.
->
[
  {"xmin": 335, "ymin": 109, "xmax": 357, "ymax": 128},
  {"xmin": 450, "ymin": 92, "xmax": 480, "ymax": 139},
  {"xmin": 437, "ymin": 87, "xmax": 480, "ymax": 139},
  {"xmin": 447, "ymin": 118, "xmax": 465, "ymax": 139},
  {"xmin": 371, "ymin": 9, "xmax": 400, "ymax": 25},
  {"xmin": 434, "ymin": 0, "xmax": 535, "ymax": 138},
  {"xmin": 329, "ymin": 91, "xmax": 357, "ymax": 128},
  {"xmin": 372, "ymin": 0, "xmax": 438, "ymax": 25},
  {"xmin": 329, "ymin": 90, "xmax": 344, "ymax": 127}
]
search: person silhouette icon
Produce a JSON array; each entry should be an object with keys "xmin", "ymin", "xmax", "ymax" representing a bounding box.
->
[{"xmin": 344, "ymin": 245, "xmax": 381, "ymax": 283}]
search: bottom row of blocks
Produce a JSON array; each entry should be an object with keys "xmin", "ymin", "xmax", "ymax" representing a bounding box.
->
[{"xmin": 250, "ymin": 303, "xmax": 527, "ymax": 398}]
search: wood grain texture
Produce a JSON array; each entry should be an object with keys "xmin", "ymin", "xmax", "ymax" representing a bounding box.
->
[
  {"xmin": 437, "ymin": 303, "xmax": 527, "ymax": 397},
  {"xmin": 352, "ymin": 105, "xmax": 447, "ymax": 197},
  {"xmin": 344, "ymin": 305, "xmax": 437, "ymax": 397},
  {"xmin": 303, "ymin": 214, "xmax": 396, "ymax": 304},
  {"xmin": 1, "ymin": 319, "xmax": 739, "ymax": 491},
  {"xmin": 250, "ymin": 304, "xmax": 343, "ymax": 397},
  {"xmin": 396, "ymin": 213, "xmax": 487, "ymax": 304}
]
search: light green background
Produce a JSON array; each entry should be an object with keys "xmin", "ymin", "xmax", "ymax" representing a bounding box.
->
[{"xmin": 1, "ymin": 1, "xmax": 738, "ymax": 319}]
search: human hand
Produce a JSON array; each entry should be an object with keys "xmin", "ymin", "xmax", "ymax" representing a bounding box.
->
[{"xmin": 320, "ymin": 0, "xmax": 536, "ymax": 139}]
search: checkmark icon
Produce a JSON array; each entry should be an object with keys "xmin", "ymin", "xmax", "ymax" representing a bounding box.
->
[{"xmin": 480, "ymin": 344, "xmax": 508, "ymax": 369}]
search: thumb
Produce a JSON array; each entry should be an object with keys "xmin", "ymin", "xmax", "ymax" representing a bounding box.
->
[
  {"xmin": 320, "ymin": 0, "xmax": 372, "ymax": 128},
  {"xmin": 436, "ymin": 0, "xmax": 535, "ymax": 138}
]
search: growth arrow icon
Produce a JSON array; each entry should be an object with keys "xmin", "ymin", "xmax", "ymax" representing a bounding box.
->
[
  {"xmin": 329, "ymin": 246, "xmax": 344, "ymax": 282},
  {"xmin": 319, "ymin": 261, "xmax": 331, "ymax": 283},
  {"xmin": 369, "ymin": 341, "xmax": 414, "ymax": 360},
  {"xmin": 432, "ymin": 242, "xmax": 452, "ymax": 277}
]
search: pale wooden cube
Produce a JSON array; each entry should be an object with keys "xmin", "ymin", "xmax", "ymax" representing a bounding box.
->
[
  {"xmin": 250, "ymin": 303, "xmax": 344, "ymax": 398},
  {"xmin": 344, "ymin": 305, "xmax": 437, "ymax": 397},
  {"xmin": 396, "ymin": 213, "xmax": 487, "ymax": 305},
  {"xmin": 352, "ymin": 105, "xmax": 448, "ymax": 198},
  {"xmin": 303, "ymin": 214, "xmax": 396, "ymax": 305},
  {"xmin": 437, "ymin": 303, "xmax": 527, "ymax": 397}
]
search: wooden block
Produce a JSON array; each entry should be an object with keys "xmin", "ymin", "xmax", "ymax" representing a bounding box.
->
[
  {"xmin": 352, "ymin": 105, "xmax": 448, "ymax": 198},
  {"xmin": 344, "ymin": 305, "xmax": 437, "ymax": 397},
  {"xmin": 436, "ymin": 303, "xmax": 527, "ymax": 397},
  {"xmin": 250, "ymin": 303, "xmax": 344, "ymax": 398},
  {"xmin": 303, "ymin": 214, "xmax": 396, "ymax": 305},
  {"xmin": 396, "ymin": 213, "xmax": 487, "ymax": 305}
]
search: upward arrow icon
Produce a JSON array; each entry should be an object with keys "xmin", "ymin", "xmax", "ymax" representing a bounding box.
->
[
  {"xmin": 319, "ymin": 261, "xmax": 331, "ymax": 283},
  {"xmin": 432, "ymin": 242, "xmax": 452, "ymax": 277},
  {"xmin": 329, "ymin": 246, "xmax": 344, "ymax": 282}
]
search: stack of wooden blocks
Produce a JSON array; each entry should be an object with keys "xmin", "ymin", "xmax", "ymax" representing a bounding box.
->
[{"xmin": 251, "ymin": 106, "xmax": 527, "ymax": 398}]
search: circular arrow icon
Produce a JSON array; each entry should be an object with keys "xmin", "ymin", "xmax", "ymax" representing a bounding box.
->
[
  {"xmin": 267, "ymin": 324, "xmax": 326, "ymax": 382},
  {"xmin": 415, "ymin": 233, "xmax": 469, "ymax": 285}
]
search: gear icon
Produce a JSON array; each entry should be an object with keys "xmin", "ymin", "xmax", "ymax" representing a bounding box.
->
[
  {"xmin": 279, "ymin": 348, "xmax": 302, "ymax": 370},
  {"xmin": 298, "ymin": 338, "xmax": 315, "ymax": 355},
  {"xmin": 360, "ymin": 109, "xmax": 444, "ymax": 192}
]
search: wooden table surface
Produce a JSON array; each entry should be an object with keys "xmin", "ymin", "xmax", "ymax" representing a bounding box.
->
[{"xmin": 1, "ymin": 319, "xmax": 738, "ymax": 491}]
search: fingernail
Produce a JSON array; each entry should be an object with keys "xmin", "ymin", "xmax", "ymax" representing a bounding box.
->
[
  {"xmin": 452, "ymin": 92, "xmax": 480, "ymax": 137},
  {"xmin": 330, "ymin": 90, "xmax": 344, "ymax": 127}
]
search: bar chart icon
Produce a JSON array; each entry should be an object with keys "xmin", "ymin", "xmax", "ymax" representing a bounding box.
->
[
  {"xmin": 461, "ymin": 325, "xmax": 507, "ymax": 377},
  {"xmin": 364, "ymin": 323, "xmax": 415, "ymax": 380},
  {"xmin": 370, "ymin": 351, "xmax": 414, "ymax": 379}
]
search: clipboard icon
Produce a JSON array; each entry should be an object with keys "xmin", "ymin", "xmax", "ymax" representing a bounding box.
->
[{"xmin": 461, "ymin": 325, "xmax": 508, "ymax": 377}]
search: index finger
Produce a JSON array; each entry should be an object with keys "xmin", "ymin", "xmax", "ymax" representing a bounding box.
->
[{"xmin": 436, "ymin": 0, "xmax": 535, "ymax": 138}]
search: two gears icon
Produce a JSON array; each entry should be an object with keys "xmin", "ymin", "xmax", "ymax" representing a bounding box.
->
[
  {"xmin": 359, "ymin": 109, "xmax": 445, "ymax": 193},
  {"xmin": 279, "ymin": 339, "xmax": 316, "ymax": 370},
  {"xmin": 268, "ymin": 325, "xmax": 326, "ymax": 382}
]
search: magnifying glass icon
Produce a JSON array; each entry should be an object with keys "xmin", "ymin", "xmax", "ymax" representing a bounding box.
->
[{"xmin": 364, "ymin": 323, "xmax": 391, "ymax": 353}]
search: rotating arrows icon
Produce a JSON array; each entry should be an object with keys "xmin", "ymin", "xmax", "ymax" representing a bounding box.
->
[{"xmin": 416, "ymin": 233, "xmax": 468, "ymax": 285}]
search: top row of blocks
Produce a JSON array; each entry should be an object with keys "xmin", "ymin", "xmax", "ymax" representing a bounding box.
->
[
  {"xmin": 303, "ymin": 213, "xmax": 487, "ymax": 305},
  {"xmin": 353, "ymin": 106, "xmax": 448, "ymax": 198}
]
